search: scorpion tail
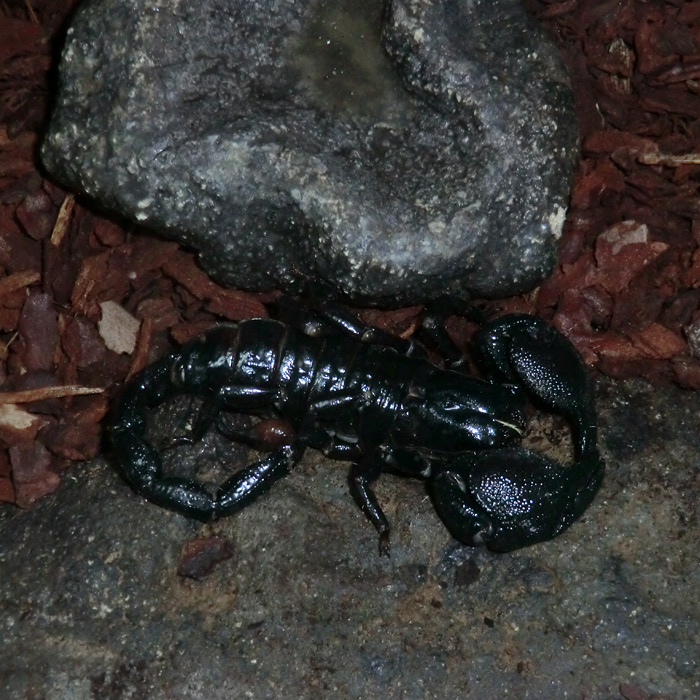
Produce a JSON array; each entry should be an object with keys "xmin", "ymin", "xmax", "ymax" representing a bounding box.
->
[
  {"xmin": 215, "ymin": 444, "xmax": 300, "ymax": 519},
  {"xmin": 108, "ymin": 356, "xmax": 218, "ymax": 521}
]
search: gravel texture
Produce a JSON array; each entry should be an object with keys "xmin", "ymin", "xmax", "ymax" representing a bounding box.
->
[
  {"xmin": 0, "ymin": 377, "xmax": 698, "ymax": 699},
  {"xmin": 42, "ymin": 0, "xmax": 579, "ymax": 305}
]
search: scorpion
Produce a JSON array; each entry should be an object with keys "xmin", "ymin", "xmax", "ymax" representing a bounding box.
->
[{"xmin": 109, "ymin": 299, "xmax": 603, "ymax": 554}]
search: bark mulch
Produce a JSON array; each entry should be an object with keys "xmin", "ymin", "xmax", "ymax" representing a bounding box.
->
[{"xmin": 1, "ymin": 0, "xmax": 699, "ymax": 550}]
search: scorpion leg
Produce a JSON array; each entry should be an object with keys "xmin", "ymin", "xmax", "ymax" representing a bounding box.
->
[
  {"xmin": 214, "ymin": 393, "xmax": 367, "ymax": 519},
  {"xmin": 315, "ymin": 302, "xmax": 425, "ymax": 357},
  {"xmin": 348, "ymin": 446, "xmax": 430, "ymax": 556},
  {"xmin": 417, "ymin": 297, "xmax": 478, "ymax": 370},
  {"xmin": 349, "ymin": 451, "xmax": 391, "ymax": 556},
  {"xmin": 214, "ymin": 391, "xmax": 367, "ymax": 520},
  {"xmin": 274, "ymin": 295, "xmax": 426, "ymax": 358},
  {"xmin": 177, "ymin": 385, "xmax": 284, "ymax": 445}
]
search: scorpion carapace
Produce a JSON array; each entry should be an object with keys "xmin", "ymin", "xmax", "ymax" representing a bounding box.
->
[{"xmin": 108, "ymin": 301, "xmax": 603, "ymax": 554}]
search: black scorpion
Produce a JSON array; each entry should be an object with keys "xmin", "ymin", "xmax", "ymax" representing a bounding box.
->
[{"xmin": 109, "ymin": 300, "xmax": 603, "ymax": 553}]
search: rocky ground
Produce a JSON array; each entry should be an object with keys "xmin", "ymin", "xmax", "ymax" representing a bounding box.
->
[{"xmin": 1, "ymin": 376, "xmax": 698, "ymax": 700}]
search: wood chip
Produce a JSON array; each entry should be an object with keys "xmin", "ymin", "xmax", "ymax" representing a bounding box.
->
[
  {"xmin": 0, "ymin": 385, "xmax": 104, "ymax": 405},
  {"xmin": 0, "ymin": 270, "xmax": 40, "ymax": 300},
  {"xmin": 49, "ymin": 193, "xmax": 75, "ymax": 246},
  {"xmin": 639, "ymin": 152, "xmax": 700, "ymax": 166}
]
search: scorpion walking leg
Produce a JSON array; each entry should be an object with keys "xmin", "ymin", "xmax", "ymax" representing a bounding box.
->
[
  {"xmin": 273, "ymin": 295, "xmax": 426, "ymax": 358},
  {"xmin": 417, "ymin": 296, "xmax": 491, "ymax": 370},
  {"xmin": 176, "ymin": 385, "xmax": 284, "ymax": 446},
  {"xmin": 418, "ymin": 298, "xmax": 476, "ymax": 370},
  {"xmin": 349, "ymin": 451, "xmax": 391, "ymax": 556}
]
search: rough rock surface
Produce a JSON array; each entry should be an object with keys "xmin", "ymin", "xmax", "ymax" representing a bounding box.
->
[
  {"xmin": 0, "ymin": 378, "xmax": 698, "ymax": 699},
  {"xmin": 42, "ymin": 0, "xmax": 579, "ymax": 305}
]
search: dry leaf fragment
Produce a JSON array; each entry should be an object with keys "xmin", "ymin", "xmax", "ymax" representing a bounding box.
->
[
  {"xmin": 639, "ymin": 152, "xmax": 700, "ymax": 166},
  {"xmin": 97, "ymin": 301, "xmax": 140, "ymax": 354},
  {"xmin": 0, "ymin": 403, "xmax": 43, "ymax": 443}
]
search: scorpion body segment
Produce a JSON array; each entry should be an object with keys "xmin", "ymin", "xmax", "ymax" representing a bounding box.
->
[{"xmin": 109, "ymin": 306, "xmax": 603, "ymax": 553}]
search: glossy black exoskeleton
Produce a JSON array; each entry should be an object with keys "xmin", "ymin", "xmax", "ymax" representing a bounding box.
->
[{"xmin": 108, "ymin": 301, "xmax": 603, "ymax": 554}]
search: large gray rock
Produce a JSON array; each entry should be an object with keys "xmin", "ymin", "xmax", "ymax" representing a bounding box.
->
[{"xmin": 42, "ymin": 0, "xmax": 579, "ymax": 305}]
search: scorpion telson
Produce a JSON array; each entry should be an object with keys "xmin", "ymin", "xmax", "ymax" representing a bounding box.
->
[{"xmin": 108, "ymin": 302, "xmax": 603, "ymax": 554}]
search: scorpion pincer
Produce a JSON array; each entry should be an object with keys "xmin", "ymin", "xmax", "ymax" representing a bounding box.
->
[{"xmin": 108, "ymin": 301, "xmax": 603, "ymax": 554}]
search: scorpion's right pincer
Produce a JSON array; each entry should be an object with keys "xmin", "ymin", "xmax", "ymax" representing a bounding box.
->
[{"xmin": 108, "ymin": 301, "xmax": 603, "ymax": 554}]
